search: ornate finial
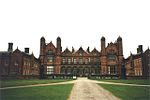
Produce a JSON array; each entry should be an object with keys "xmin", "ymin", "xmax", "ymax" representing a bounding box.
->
[
  {"xmin": 86, "ymin": 46, "xmax": 90, "ymax": 53},
  {"xmin": 72, "ymin": 46, "xmax": 75, "ymax": 53}
]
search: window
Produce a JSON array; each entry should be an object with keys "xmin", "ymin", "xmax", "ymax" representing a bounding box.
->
[
  {"xmin": 109, "ymin": 50, "xmax": 115, "ymax": 55},
  {"xmin": 79, "ymin": 58, "xmax": 83, "ymax": 64},
  {"xmin": 108, "ymin": 56, "xmax": 116, "ymax": 62},
  {"xmin": 96, "ymin": 58, "xmax": 100, "ymax": 63},
  {"xmin": 134, "ymin": 60, "xmax": 136, "ymax": 66},
  {"xmin": 62, "ymin": 58, "xmax": 65, "ymax": 64},
  {"xmin": 5, "ymin": 60, "xmax": 8, "ymax": 66},
  {"xmin": 85, "ymin": 58, "xmax": 88, "ymax": 64},
  {"xmin": 14, "ymin": 61, "xmax": 18, "ymax": 66},
  {"xmin": 68, "ymin": 58, "xmax": 71, "ymax": 64},
  {"xmin": 93, "ymin": 52, "xmax": 97, "ymax": 56},
  {"xmin": 108, "ymin": 66, "xmax": 116, "ymax": 74},
  {"xmin": 74, "ymin": 58, "xmax": 77, "ymax": 64},
  {"xmin": 135, "ymin": 69, "xmax": 137, "ymax": 75},
  {"xmin": 136, "ymin": 60, "xmax": 138, "ymax": 66},
  {"xmin": 65, "ymin": 52, "xmax": 68, "ymax": 56},
  {"xmin": 108, "ymin": 66, "xmax": 110, "ymax": 74},
  {"xmin": 47, "ymin": 66, "xmax": 54, "ymax": 74},
  {"xmin": 139, "ymin": 60, "xmax": 142, "ymax": 67},
  {"xmin": 47, "ymin": 56, "xmax": 53, "ymax": 62},
  {"xmin": 79, "ymin": 52, "xmax": 83, "ymax": 56},
  {"xmin": 67, "ymin": 68, "xmax": 72, "ymax": 74},
  {"xmin": 140, "ymin": 69, "xmax": 143, "ymax": 76},
  {"xmin": 48, "ymin": 50, "xmax": 53, "ymax": 54},
  {"xmin": 90, "ymin": 58, "xmax": 94, "ymax": 63}
]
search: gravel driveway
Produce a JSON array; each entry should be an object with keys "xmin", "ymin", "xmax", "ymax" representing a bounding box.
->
[{"xmin": 68, "ymin": 78, "xmax": 120, "ymax": 100}]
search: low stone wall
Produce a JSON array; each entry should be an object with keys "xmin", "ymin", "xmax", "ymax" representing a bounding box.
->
[{"xmin": 0, "ymin": 75, "xmax": 39, "ymax": 79}]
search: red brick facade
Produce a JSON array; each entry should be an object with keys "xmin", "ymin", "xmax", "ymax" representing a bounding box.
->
[
  {"xmin": 125, "ymin": 45, "xmax": 150, "ymax": 78},
  {"xmin": 40, "ymin": 36, "xmax": 124, "ymax": 77},
  {"xmin": 1, "ymin": 37, "xmax": 149, "ymax": 79},
  {"xmin": 0, "ymin": 44, "xmax": 40, "ymax": 79}
]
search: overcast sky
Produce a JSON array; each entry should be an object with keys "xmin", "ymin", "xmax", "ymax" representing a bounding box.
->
[{"xmin": 0, "ymin": 0, "xmax": 149, "ymax": 58}]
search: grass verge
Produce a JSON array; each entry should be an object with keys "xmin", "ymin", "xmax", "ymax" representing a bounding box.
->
[
  {"xmin": 0, "ymin": 79, "xmax": 73, "ymax": 88},
  {"xmin": 92, "ymin": 79, "xmax": 150, "ymax": 85},
  {"xmin": 99, "ymin": 83, "xmax": 150, "ymax": 100},
  {"xmin": 1, "ymin": 84, "xmax": 74, "ymax": 100}
]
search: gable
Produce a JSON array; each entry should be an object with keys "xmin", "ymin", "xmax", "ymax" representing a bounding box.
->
[
  {"xmin": 74, "ymin": 47, "xmax": 88, "ymax": 56},
  {"xmin": 106, "ymin": 43, "xmax": 118, "ymax": 55},
  {"xmin": 89, "ymin": 48, "xmax": 100, "ymax": 56},
  {"xmin": 62, "ymin": 48, "xmax": 72, "ymax": 56},
  {"xmin": 45, "ymin": 42, "xmax": 56, "ymax": 54}
]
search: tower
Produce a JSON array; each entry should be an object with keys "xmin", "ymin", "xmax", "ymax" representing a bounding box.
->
[
  {"xmin": 55, "ymin": 36, "xmax": 62, "ymax": 74},
  {"xmin": 40, "ymin": 37, "xmax": 45, "ymax": 65},
  {"xmin": 101, "ymin": 36, "xmax": 106, "ymax": 56},
  {"xmin": 56, "ymin": 36, "xmax": 62, "ymax": 55},
  {"xmin": 101, "ymin": 36, "xmax": 107, "ymax": 74},
  {"xmin": 117, "ymin": 36, "xmax": 123, "ymax": 75},
  {"xmin": 117, "ymin": 36, "xmax": 123, "ymax": 56}
]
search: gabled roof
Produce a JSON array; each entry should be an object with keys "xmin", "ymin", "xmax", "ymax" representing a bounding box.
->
[
  {"xmin": 74, "ymin": 47, "xmax": 88, "ymax": 56},
  {"xmin": 89, "ymin": 48, "xmax": 100, "ymax": 56},
  {"xmin": 62, "ymin": 48, "xmax": 72, "ymax": 56},
  {"xmin": 106, "ymin": 42, "xmax": 118, "ymax": 55},
  {"xmin": 13, "ymin": 48, "xmax": 21, "ymax": 53},
  {"xmin": 46, "ymin": 41, "xmax": 56, "ymax": 53}
]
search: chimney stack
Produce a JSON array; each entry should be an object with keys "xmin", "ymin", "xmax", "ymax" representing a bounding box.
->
[
  {"xmin": 25, "ymin": 48, "xmax": 29, "ymax": 54},
  {"xmin": 8, "ymin": 43, "xmax": 13, "ymax": 52},
  {"xmin": 137, "ymin": 45, "xmax": 143, "ymax": 53}
]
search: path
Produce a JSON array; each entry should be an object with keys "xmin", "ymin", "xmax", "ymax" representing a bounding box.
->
[
  {"xmin": 68, "ymin": 78, "xmax": 120, "ymax": 100},
  {"xmin": 0, "ymin": 78, "xmax": 150, "ymax": 90},
  {"xmin": 0, "ymin": 80, "xmax": 76, "ymax": 90}
]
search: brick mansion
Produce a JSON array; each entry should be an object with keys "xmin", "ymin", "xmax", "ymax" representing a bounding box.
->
[{"xmin": 0, "ymin": 36, "xmax": 150, "ymax": 79}]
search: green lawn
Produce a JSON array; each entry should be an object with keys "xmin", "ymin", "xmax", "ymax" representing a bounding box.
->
[
  {"xmin": 1, "ymin": 84, "xmax": 73, "ymax": 100},
  {"xmin": 0, "ymin": 79, "xmax": 73, "ymax": 88},
  {"xmin": 92, "ymin": 79, "xmax": 150, "ymax": 85},
  {"xmin": 99, "ymin": 83, "xmax": 150, "ymax": 100}
]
